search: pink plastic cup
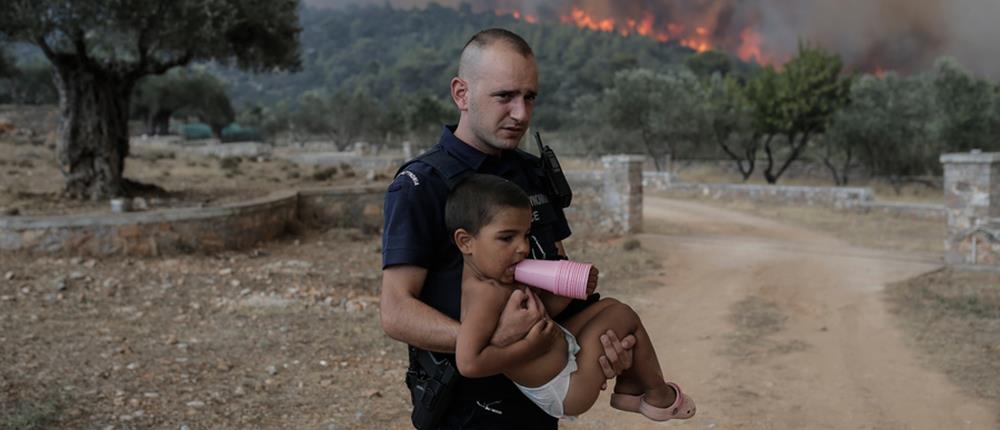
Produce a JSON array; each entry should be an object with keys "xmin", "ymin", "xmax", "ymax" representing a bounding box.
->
[{"xmin": 514, "ymin": 259, "xmax": 594, "ymax": 299}]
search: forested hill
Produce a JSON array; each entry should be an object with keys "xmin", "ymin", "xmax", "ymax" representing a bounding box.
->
[{"xmin": 219, "ymin": 3, "xmax": 703, "ymax": 129}]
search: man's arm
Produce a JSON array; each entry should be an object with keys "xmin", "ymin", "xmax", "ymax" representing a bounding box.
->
[
  {"xmin": 380, "ymin": 265, "xmax": 457, "ymax": 353},
  {"xmin": 380, "ymin": 265, "xmax": 548, "ymax": 352}
]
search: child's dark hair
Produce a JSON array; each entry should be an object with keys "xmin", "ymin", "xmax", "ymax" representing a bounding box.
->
[{"xmin": 445, "ymin": 174, "xmax": 531, "ymax": 236}]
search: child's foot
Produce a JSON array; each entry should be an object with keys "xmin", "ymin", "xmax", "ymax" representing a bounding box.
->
[
  {"xmin": 642, "ymin": 382, "xmax": 678, "ymax": 409},
  {"xmin": 638, "ymin": 382, "xmax": 695, "ymax": 422},
  {"xmin": 609, "ymin": 380, "xmax": 644, "ymax": 412}
]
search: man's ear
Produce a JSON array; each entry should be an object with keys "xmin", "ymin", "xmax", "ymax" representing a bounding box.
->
[
  {"xmin": 453, "ymin": 228, "xmax": 474, "ymax": 254},
  {"xmin": 451, "ymin": 77, "xmax": 469, "ymax": 111}
]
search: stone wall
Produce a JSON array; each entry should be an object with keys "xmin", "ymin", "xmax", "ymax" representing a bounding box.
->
[
  {"xmin": 565, "ymin": 156, "xmax": 645, "ymax": 235},
  {"xmin": 653, "ymin": 181, "xmax": 874, "ymax": 208},
  {"xmin": 941, "ymin": 152, "xmax": 1000, "ymax": 267},
  {"xmin": 297, "ymin": 185, "xmax": 385, "ymax": 233},
  {"xmin": 0, "ymin": 186, "xmax": 386, "ymax": 257},
  {"xmin": 0, "ymin": 191, "xmax": 298, "ymax": 256}
]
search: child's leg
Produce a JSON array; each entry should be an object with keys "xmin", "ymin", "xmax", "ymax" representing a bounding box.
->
[{"xmin": 561, "ymin": 299, "xmax": 673, "ymax": 416}]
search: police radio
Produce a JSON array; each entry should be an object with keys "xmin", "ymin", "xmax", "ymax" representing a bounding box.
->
[{"xmin": 534, "ymin": 131, "xmax": 573, "ymax": 209}]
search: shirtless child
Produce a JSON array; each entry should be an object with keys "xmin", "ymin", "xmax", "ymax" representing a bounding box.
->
[{"xmin": 448, "ymin": 174, "xmax": 696, "ymax": 420}]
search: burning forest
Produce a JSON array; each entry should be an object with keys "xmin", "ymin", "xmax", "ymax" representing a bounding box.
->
[{"xmin": 310, "ymin": 0, "xmax": 1000, "ymax": 77}]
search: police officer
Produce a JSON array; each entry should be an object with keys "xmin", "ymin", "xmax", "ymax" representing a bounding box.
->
[{"xmin": 380, "ymin": 28, "xmax": 636, "ymax": 429}]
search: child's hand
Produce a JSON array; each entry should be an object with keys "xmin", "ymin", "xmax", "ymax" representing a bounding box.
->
[
  {"xmin": 490, "ymin": 288, "xmax": 545, "ymax": 347},
  {"xmin": 525, "ymin": 317, "xmax": 560, "ymax": 346},
  {"xmin": 586, "ymin": 266, "xmax": 600, "ymax": 296}
]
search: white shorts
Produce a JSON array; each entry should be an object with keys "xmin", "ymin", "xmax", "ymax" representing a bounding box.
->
[{"xmin": 514, "ymin": 325, "xmax": 581, "ymax": 419}]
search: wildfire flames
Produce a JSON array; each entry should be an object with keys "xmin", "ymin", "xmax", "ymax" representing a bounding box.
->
[{"xmin": 495, "ymin": 3, "xmax": 771, "ymax": 65}]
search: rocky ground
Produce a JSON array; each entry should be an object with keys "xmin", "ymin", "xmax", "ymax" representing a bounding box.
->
[{"xmin": 0, "ymin": 105, "xmax": 665, "ymax": 429}]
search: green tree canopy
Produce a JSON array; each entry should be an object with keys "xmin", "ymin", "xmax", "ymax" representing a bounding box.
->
[
  {"xmin": 0, "ymin": 0, "xmax": 301, "ymax": 199},
  {"xmin": 929, "ymin": 58, "xmax": 998, "ymax": 153},
  {"xmin": 699, "ymin": 75, "xmax": 757, "ymax": 180},
  {"xmin": 596, "ymin": 68, "xmax": 703, "ymax": 171},
  {"xmin": 685, "ymin": 50, "xmax": 733, "ymax": 78},
  {"xmin": 132, "ymin": 70, "xmax": 234, "ymax": 137},
  {"xmin": 745, "ymin": 44, "xmax": 852, "ymax": 184},
  {"xmin": 826, "ymin": 74, "xmax": 936, "ymax": 189}
]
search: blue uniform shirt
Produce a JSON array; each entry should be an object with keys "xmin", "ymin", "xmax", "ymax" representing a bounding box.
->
[{"xmin": 382, "ymin": 125, "xmax": 572, "ymax": 320}]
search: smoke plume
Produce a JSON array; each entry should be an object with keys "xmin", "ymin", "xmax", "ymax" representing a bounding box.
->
[{"xmin": 307, "ymin": 0, "xmax": 1000, "ymax": 77}]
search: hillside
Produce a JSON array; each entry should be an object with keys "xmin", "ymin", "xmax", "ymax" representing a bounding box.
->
[{"xmin": 217, "ymin": 4, "xmax": 704, "ymax": 129}]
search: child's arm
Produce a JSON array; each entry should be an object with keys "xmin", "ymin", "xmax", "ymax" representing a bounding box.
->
[{"xmin": 456, "ymin": 280, "xmax": 557, "ymax": 378}]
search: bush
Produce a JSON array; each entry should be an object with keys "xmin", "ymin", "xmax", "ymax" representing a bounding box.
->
[
  {"xmin": 221, "ymin": 123, "xmax": 263, "ymax": 143},
  {"xmin": 181, "ymin": 123, "xmax": 213, "ymax": 140}
]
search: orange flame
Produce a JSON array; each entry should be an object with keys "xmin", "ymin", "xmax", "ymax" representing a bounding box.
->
[
  {"xmin": 496, "ymin": 5, "xmax": 789, "ymax": 65},
  {"xmin": 737, "ymin": 28, "xmax": 764, "ymax": 63}
]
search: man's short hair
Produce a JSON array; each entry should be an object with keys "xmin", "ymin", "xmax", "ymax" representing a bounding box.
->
[
  {"xmin": 445, "ymin": 174, "xmax": 531, "ymax": 236},
  {"xmin": 463, "ymin": 28, "xmax": 534, "ymax": 57},
  {"xmin": 458, "ymin": 28, "xmax": 534, "ymax": 78}
]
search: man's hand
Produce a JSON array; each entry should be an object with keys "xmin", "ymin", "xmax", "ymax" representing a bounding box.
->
[
  {"xmin": 598, "ymin": 330, "xmax": 636, "ymax": 389},
  {"xmin": 490, "ymin": 288, "xmax": 545, "ymax": 347}
]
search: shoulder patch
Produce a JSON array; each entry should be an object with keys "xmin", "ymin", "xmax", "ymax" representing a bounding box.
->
[{"xmin": 398, "ymin": 170, "xmax": 420, "ymax": 186}]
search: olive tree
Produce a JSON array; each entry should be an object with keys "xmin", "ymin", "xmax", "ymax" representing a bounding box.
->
[
  {"xmin": 745, "ymin": 44, "xmax": 851, "ymax": 184},
  {"xmin": 700, "ymin": 75, "xmax": 757, "ymax": 180},
  {"xmin": 602, "ymin": 68, "xmax": 703, "ymax": 172},
  {"xmin": 132, "ymin": 70, "xmax": 234, "ymax": 136},
  {"xmin": 824, "ymin": 74, "xmax": 936, "ymax": 188},
  {"xmin": 0, "ymin": 1, "xmax": 301, "ymax": 199}
]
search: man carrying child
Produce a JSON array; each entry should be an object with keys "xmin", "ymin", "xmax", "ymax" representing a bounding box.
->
[{"xmin": 380, "ymin": 28, "xmax": 639, "ymax": 429}]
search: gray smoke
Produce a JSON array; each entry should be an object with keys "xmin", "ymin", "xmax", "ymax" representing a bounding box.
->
[{"xmin": 306, "ymin": 0, "xmax": 1000, "ymax": 77}]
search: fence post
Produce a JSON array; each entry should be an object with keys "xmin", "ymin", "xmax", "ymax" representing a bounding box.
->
[
  {"xmin": 601, "ymin": 155, "xmax": 645, "ymax": 234},
  {"xmin": 941, "ymin": 151, "xmax": 1000, "ymax": 266}
]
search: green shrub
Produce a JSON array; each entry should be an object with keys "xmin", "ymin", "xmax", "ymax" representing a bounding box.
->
[{"xmin": 181, "ymin": 123, "xmax": 213, "ymax": 140}]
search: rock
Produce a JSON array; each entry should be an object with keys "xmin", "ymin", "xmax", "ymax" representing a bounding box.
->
[
  {"xmin": 84, "ymin": 259, "xmax": 97, "ymax": 268},
  {"xmin": 362, "ymin": 389, "xmax": 381, "ymax": 398},
  {"xmin": 185, "ymin": 400, "xmax": 205, "ymax": 408},
  {"xmin": 68, "ymin": 271, "xmax": 86, "ymax": 281},
  {"xmin": 70, "ymin": 257, "xmax": 83, "ymax": 265},
  {"xmin": 229, "ymin": 280, "xmax": 241, "ymax": 288},
  {"xmin": 219, "ymin": 268, "xmax": 233, "ymax": 276},
  {"xmin": 52, "ymin": 277, "xmax": 67, "ymax": 291},
  {"xmin": 266, "ymin": 365, "xmax": 278, "ymax": 376},
  {"xmin": 4, "ymin": 271, "xmax": 14, "ymax": 281},
  {"xmin": 233, "ymin": 386, "xmax": 246, "ymax": 397},
  {"xmin": 181, "ymin": 425, "xmax": 190, "ymax": 430},
  {"xmin": 132, "ymin": 197, "xmax": 149, "ymax": 211}
]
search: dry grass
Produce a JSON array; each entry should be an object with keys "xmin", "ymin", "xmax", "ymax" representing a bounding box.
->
[
  {"xmin": 885, "ymin": 268, "xmax": 1000, "ymax": 422},
  {"xmin": 654, "ymin": 194, "xmax": 946, "ymax": 256}
]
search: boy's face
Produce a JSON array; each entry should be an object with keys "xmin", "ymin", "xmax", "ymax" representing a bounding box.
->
[{"xmin": 462, "ymin": 206, "xmax": 532, "ymax": 284}]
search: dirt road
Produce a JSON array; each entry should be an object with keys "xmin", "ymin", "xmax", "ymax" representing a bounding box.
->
[{"xmin": 567, "ymin": 197, "xmax": 997, "ymax": 430}]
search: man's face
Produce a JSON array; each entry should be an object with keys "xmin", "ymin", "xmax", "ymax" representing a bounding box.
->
[{"xmin": 459, "ymin": 48, "xmax": 538, "ymax": 154}]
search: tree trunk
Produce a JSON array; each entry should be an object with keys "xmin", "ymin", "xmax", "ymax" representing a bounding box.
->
[
  {"xmin": 150, "ymin": 109, "xmax": 172, "ymax": 136},
  {"xmin": 54, "ymin": 64, "xmax": 134, "ymax": 200}
]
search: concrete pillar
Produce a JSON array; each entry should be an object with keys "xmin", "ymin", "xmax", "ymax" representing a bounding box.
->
[
  {"xmin": 601, "ymin": 155, "xmax": 645, "ymax": 234},
  {"xmin": 402, "ymin": 141, "xmax": 413, "ymax": 160},
  {"xmin": 941, "ymin": 151, "xmax": 1000, "ymax": 266}
]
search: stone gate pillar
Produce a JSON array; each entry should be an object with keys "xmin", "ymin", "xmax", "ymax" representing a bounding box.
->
[
  {"xmin": 601, "ymin": 155, "xmax": 645, "ymax": 234},
  {"xmin": 941, "ymin": 151, "xmax": 1000, "ymax": 266}
]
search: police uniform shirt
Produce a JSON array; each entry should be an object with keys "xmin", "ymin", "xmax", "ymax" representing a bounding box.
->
[{"xmin": 382, "ymin": 125, "xmax": 572, "ymax": 320}]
